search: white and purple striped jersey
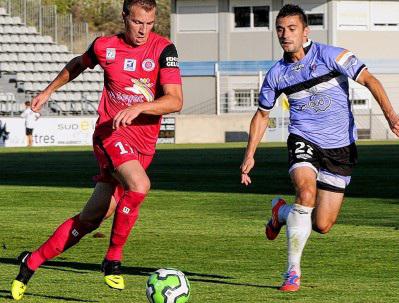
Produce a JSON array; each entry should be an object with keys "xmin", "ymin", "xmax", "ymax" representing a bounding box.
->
[{"xmin": 259, "ymin": 41, "xmax": 367, "ymax": 148}]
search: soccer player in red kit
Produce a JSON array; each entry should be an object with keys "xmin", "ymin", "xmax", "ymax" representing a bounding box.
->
[{"xmin": 11, "ymin": 0, "xmax": 182, "ymax": 300}]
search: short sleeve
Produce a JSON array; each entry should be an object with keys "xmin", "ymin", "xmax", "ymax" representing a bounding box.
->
[
  {"xmin": 159, "ymin": 43, "xmax": 182, "ymax": 85},
  {"xmin": 82, "ymin": 37, "xmax": 100, "ymax": 69},
  {"xmin": 258, "ymin": 70, "xmax": 278, "ymax": 111},
  {"xmin": 325, "ymin": 47, "xmax": 366, "ymax": 81}
]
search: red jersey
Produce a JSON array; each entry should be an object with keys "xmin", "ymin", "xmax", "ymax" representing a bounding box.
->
[{"xmin": 82, "ymin": 32, "xmax": 181, "ymax": 155}]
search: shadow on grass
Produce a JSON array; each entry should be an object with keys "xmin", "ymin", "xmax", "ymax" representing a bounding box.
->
[
  {"xmin": 0, "ymin": 145, "xmax": 398, "ymax": 199},
  {"xmin": 0, "ymin": 257, "xmax": 277, "ymax": 289},
  {"xmin": 0, "ymin": 289, "xmax": 99, "ymax": 302}
]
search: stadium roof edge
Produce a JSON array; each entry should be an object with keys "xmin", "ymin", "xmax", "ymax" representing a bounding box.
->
[{"xmin": 180, "ymin": 60, "xmax": 399, "ymax": 76}]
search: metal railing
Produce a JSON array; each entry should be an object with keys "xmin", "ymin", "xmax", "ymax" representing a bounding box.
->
[{"xmin": 0, "ymin": 0, "xmax": 100, "ymax": 53}]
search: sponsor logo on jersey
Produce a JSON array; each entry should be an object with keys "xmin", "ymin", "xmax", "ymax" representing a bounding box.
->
[
  {"xmin": 142, "ymin": 59, "xmax": 155, "ymax": 71},
  {"xmin": 165, "ymin": 56, "xmax": 179, "ymax": 67},
  {"xmin": 294, "ymin": 93, "xmax": 332, "ymax": 113},
  {"xmin": 123, "ymin": 207, "xmax": 130, "ymax": 214},
  {"xmin": 292, "ymin": 63, "xmax": 304, "ymax": 72},
  {"xmin": 124, "ymin": 59, "xmax": 137, "ymax": 71},
  {"xmin": 109, "ymin": 91, "xmax": 146, "ymax": 104},
  {"xmin": 125, "ymin": 78, "xmax": 154, "ymax": 102},
  {"xmin": 106, "ymin": 48, "xmax": 116, "ymax": 61}
]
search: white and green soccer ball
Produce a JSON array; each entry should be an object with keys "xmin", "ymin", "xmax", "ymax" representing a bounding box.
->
[{"xmin": 146, "ymin": 268, "xmax": 190, "ymax": 303}]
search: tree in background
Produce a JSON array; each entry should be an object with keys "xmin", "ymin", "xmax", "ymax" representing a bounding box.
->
[{"xmin": 42, "ymin": 0, "xmax": 170, "ymax": 37}]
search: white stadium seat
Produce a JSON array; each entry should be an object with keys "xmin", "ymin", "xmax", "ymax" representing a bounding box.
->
[
  {"xmin": 25, "ymin": 44, "xmax": 35, "ymax": 52},
  {"xmin": 33, "ymin": 82, "xmax": 44, "ymax": 91},
  {"xmin": 73, "ymin": 92, "xmax": 81, "ymax": 101},
  {"xmin": 24, "ymin": 62, "xmax": 34, "ymax": 71},
  {"xmin": 15, "ymin": 62, "xmax": 24, "ymax": 72},
  {"xmin": 9, "ymin": 53, "xmax": 17, "ymax": 61},
  {"xmin": 10, "ymin": 35, "xmax": 19, "ymax": 43},
  {"xmin": 1, "ymin": 34, "xmax": 11, "ymax": 43},
  {"xmin": 24, "ymin": 82, "xmax": 33, "ymax": 91},
  {"xmin": 16, "ymin": 72, "xmax": 25, "ymax": 82},
  {"xmin": 4, "ymin": 16, "xmax": 13, "ymax": 24},
  {"xmin": 58, "ymin": 45, "xmax": 68, "ymax": 52},
  {"xmin": 41, "ymin": 44, "xmax": 53, "ymax": 52},
  {"xmin": 51, "ymin": 53, "xmax": 61, "ymax": 62},
  {"xmin": 17, "ymin": 53, "xmax": 25, "ymax": 61},
  {"xmin": 8, "ymin": 43, "xmax": 19, "ymax": 52},
  {"xmin": 26, "ymin": 27, "xmax": 37, "ymax": 34},
  {"xmin": 12, "ymin": 16, "xmax": 21, "ymax": 24},
  {"xmin": 42, "ymin": 35, "xmax": 53, "ymax": 43},
  {"xmin": 0, "ymin": 62, "xmax": 9, "ymax": 71},
  {"xmin": 66, "ymin": 92, "xmax": 74, "ymax": 101}
]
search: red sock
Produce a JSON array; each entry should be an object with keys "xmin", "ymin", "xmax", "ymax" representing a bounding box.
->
[
  {"xmin": 27, "ymin": 214, "xmax": 98, "ymax": 270},
  {"xmin": 105, "ymin": 190, "xmax": 146, "ymax": 261}
]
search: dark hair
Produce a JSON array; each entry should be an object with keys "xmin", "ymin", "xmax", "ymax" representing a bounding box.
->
[
  {"xmin": 24, "ymin": 101, "xmax": 31, "ymax": 106},
  {"xmin": 123, "ymin": 0, "xmax": 157, "ymax": 14},
  {"xmin": 276, "ymin": 4, "xmax": 308, "ymax": 27}
]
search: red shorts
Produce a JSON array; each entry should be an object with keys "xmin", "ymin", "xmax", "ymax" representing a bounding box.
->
[{"xmin": 93, "ymin": 133, "xmax": 153, "ymax": 184}]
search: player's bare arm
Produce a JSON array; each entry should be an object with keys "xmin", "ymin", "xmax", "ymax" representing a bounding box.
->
[
  {"xmin": 113, "ymin": 83, "xmax": 183, "ymax": 129},
  {"xmin": 357, "ymin": 69, "xmax": 399, "ymax": 137},
  {"xmin": 241, "ymin": 109, "xmax": 270, "ymax": 186},
  {"xmin": 31, "ymin": 55, "xmax": 89, "ymax": 112}
]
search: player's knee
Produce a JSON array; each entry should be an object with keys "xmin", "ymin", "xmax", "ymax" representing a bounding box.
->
[
  {"xmin": 297, "ymin": 188, "xmax": 316, "ymax": 206},
  {"xmin": 313, "ymin": 221, "xmax": 335, "ymax": 234},
  {"xmin": 78, "ymin": 213, "xmax": 101, "ymax": 231},
  {"xmin": 139, "ymin": 178, "xmax": 151, "ymax": 194},
  {"xmin": 126, "ymin": 178, "xmax": 151, "ymax": 194}
]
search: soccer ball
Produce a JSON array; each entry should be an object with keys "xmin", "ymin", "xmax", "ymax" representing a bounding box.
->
[{"xmin": 146, "ymin": 268, "xmax": 190, "ymax": 303}]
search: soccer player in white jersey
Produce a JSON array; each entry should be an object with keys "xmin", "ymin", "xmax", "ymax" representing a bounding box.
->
[{"xmin": 240, "ymin": 4, "xmax": 399, "ymax": 292}]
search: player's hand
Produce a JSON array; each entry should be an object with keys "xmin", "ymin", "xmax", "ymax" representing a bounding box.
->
[
  {"xmin": 240, "ymin": 156, "xmax": 255, "ymax": 186},
  {"xmin": 388, "ymin": 113, "xmax": 399, "ymax": 137},
  {"xmin": 241, "ymin": 173, "xmax": 252, "ymax": 186},
  {"xmin": 31, "ymin": 92, "xmax": 50, "ymax": 112},
  {"xmin": 113, "ymin": 104, "xmax": 142, "ymax": 129}
]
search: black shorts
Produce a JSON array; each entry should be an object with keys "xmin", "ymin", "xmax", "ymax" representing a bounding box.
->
[
  {"xmin": 25, "ymin": 128, "xmax": 33, "ymax": 135},
  {"xmin": 287, "ymin": 134, "xmax": 358, "ymax": 193}
]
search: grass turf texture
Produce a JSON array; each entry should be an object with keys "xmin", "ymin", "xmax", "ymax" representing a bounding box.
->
[{"xmin": 0, "ymin": 142, "xmax": 398, "ymax": 302}]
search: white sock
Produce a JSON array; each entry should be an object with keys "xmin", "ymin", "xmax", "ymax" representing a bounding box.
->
[{"xmin": 286, "ymin": 204, "xmax": 314, "ymax": 275}]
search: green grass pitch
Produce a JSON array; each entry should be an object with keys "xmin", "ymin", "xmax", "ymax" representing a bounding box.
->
[{"xmin": 0, "ymin": 142, "xmax": 398, "ymax": 302}]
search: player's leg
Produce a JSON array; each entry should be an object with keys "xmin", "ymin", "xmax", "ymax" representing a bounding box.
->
[
  {"xmin": 93, "ymin": 135, "xmax": 153, "ymax": 289},
  {"xmin": 279, "ymin": 166, "xmax": 316, "ymax": 292},
  {"xmin": 101, "ymin": 159, "xmax": 150, "ymax": 290},
  {"xmin": 312, "ymin": 141, "xmax": 357, "ymax": 233},
  {"xmin": 27, "ymin": 134, "xmax": 32, "ymax": 147},
  {"xmin": 107, "ymin": 159, "xmax": 150, "ymax": 260},
  {"xmin": 11, "ymin": 182, "xmax": 115, "ymax": 300},
  {"xmin": 266, "ymin": 134, "xmax": 319, "ymax": 240},
  {"xmin": 313, "ymin": 189, "xmax": 344, "ymax": 234},
  {"xmin": 26, "ymin": 128, "xmax": 33, "ymax": 147}
]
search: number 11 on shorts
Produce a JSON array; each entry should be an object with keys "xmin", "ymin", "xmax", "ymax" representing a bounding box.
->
[{"xmin": 115, "ymin": 141, "xmax": 134, "ymax": 155}]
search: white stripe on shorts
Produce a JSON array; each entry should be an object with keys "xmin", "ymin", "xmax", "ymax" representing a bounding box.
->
[
  {"xmin": 317, "ymin": 170, "xmax": 347, "ymax": 189},
  {"xmin": 288, "ymin": 162, "xmax": 318, "ymax": 175}
]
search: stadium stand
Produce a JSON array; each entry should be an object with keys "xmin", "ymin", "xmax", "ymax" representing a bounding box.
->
[{"xmin": 0, "ymin": 7, "xmax": 102, "ymax": 116}]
